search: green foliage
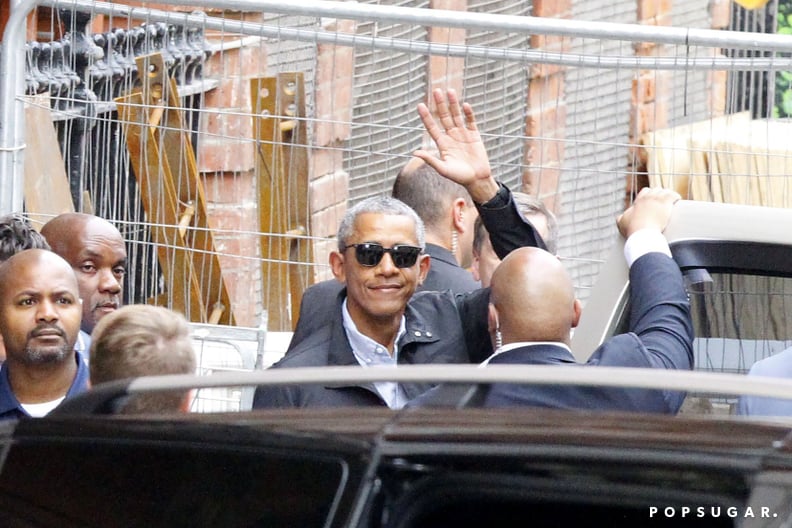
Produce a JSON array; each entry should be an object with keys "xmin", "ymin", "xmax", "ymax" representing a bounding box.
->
[{"xmin": 776, "ymin": 0, "xmax": 792, "ymax": 117}]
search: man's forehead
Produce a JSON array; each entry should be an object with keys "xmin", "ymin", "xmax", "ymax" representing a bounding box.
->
[
  {"xmin": 354, "ymin": 212, "xmax": 417, "ymax": 234},
  {"xmin": 77, "ymin": 243, "xmax": 127, "ymax": 262},
  {"xmin": 1, "ymin": 266, "xmax": 78, "ymax": 299},
  {"xmin": 347, "ymin": 224, "xmax": 418, "ymax": 247}
]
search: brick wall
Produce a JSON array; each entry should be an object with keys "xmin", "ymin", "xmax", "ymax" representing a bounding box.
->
[
  {"xmin": 629, "ymin": 0, "xmax": 731, "ymax": 204},
  {"xmin": 523, "ymin": 0, "xmax": 570, "ymax": 215},
  {"xmin": 309, "ymin": 18, "xmax": 356, "ymax": 282},
  {"xmin": 627, "ymin": 0, "xmax": 674, "ymax": 204},
  {"xmin": 709, "ymin": 0, "xmax": 732, "ymax": 117},
  {"xmin": 198, "ymin": 12, "xmax": 266, "ymax": 326}
]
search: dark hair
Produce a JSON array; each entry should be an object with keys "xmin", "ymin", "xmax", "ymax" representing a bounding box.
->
[
  {"xmin": 0, "ymin": 214, "xmax": 50, "ymax": 262},
  {"xmin": 392, "ymin": 158, "xmax": 471, "ymax": 230}
]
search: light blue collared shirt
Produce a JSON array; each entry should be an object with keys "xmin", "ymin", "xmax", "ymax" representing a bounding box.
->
[
  {"xmin": 75, "ymin": 330, "xmax": 91, "ymax": 366},
  {"xmin": 342, "ymin": 299, "xmax": 407, "ymax": 409}
]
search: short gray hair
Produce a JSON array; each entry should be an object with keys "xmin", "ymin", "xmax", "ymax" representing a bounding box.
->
[
  {"xmin": 337, "ymin": 196, "xmax": 425, "ymax": 251},
  {"xmin": 472, "ymin": 192, "xmax": 558, "ymax": 254},
  {"xmin": 513, "ymin": 192, "xmax": 558, "ymax": 254}
]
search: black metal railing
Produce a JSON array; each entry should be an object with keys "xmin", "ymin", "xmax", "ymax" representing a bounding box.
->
[{"xmin": 23, "ymin": 8, "xmax": 215, "ymax": 307}]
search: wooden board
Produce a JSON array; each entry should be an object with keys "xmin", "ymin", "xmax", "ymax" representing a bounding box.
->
[
  {"xmin": 643, "ymin": 112, "xmax": 752, "ymax": 203},
  {"xmin": 22, "ymin": 92, "xmax": 74, "ymax": 229}
]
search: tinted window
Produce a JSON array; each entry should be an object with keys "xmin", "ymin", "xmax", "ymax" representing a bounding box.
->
[
  {"xmin": 0, "ymin": 439, "xmax": 350, "ymax": 527},
  {"xmin": 689, "ymin": 272, "xmax": 792, "ymax": 373}
]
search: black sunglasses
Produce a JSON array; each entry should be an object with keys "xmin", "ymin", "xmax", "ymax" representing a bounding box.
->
[{"xmin": 342, "ymin": 243, "xmax": 423, "ymax": 268}]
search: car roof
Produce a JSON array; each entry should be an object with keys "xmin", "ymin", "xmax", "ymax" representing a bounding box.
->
[
  {"xmin": 7, "ymin": 402, "xmax": 790, "ymax": 528},
  {"xmin": 16, "ymin": 400, "xmax": 792, "ymax": 459}
]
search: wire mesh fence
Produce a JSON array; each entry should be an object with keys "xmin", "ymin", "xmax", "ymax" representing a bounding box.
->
[{"xmin": 4, "ymin": 0, "xmax": 792, "ymax": 396}]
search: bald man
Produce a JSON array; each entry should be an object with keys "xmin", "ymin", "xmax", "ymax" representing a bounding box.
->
[
  {"xmin": 0, "ymin": 249, "xmax": 89, "ymax": 419},
  {"xmin": 0, "ymin": 214, "xmax": 52, "ymax": 365},
  {"xmin": 414, "ymin": 187, "xmax": 694, "ymax": 414},
  {"xmin": 41, "ymin": 213, "xmax": 127, "ymax": 353}
]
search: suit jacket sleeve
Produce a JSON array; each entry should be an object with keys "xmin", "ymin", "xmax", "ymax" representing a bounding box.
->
[
  {"xmin": 590, "ymin": 252, "xmax": 693, "ymax": 371},
  {"xmin": 454, "ymin": 287, "xmax": 493, "ymax": 363},
  {"xmin": 625, "ymin": 252, "xmax": 694, "ymax": 371},
  {"xmin": 288, "ymin": 280, "xmax": 344, "ymax": 352},
  {"xmin": 477, "ymin": 183, "xmax": 547, "ymax": 260},
  {"xmin": 586, "ymin": 252, "xmax": 693, "ymax": 413}
]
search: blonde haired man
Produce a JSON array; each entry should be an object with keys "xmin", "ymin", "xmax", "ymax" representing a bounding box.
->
[{"xmin": 90, "ymin": 305, "xmax": 196, "ymax": 414}]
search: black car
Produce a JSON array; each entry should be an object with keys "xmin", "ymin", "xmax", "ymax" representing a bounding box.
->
[
  {"xmin": 3, "ymin": 199, "xmax": 792, "ymax": 527},
  {"xmin": 0, "ymin": 365, "xmax": 790, "ymax": 527}
]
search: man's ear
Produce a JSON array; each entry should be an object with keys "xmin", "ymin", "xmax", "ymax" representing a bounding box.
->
[
  {"xmin": 180, "ymin": 389, "xmax": 195, "ymax": 413},
  {"xmin": 471, "ymin": 252, "xmax": 481, "ymax": 282},
  {"xmin": 487, "ymin": 303, "xmax": 499, "ymax": 335},
  {"xmin": 571, "ymin": 298, "xmax": 583, "ymax": 328},
  {"xmin": 329, "ymin": 251, "xmax": 347, "ymax": 284},
  {"xmin": 451, "ymin": 198, "xmax": 467, "ymax": 232},
  {"xmin": 416, "ymin": 253, "xmax": 431, "ymax": 285}
]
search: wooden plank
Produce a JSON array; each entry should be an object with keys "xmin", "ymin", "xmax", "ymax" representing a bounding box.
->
[
  {"xmin": 687, "ymin": 138, "xmax": 713, "ymax": 202},
  {"xmin": 251, "ymin": 74, "xmax": 313, "ymax": 331},
  {"xmin": 643, "ymin": 112, "xmax": 751, "ymax": 203},
  {"xmin": 643, "ymin": 124, "xmax": 691, "ymax": 197},
  {"xmin": 751, "ymin": 120, "xmax": 792, "ymax": 208},
  {"xmin": 713, "ymin": 140, "xmax": 757, "ymax": 205},
  {"xmin": 135, "ymin": 53, "xmax": 236, "ymax": 326},
  {"xmin": 251, "ymin": 76, "xmax": 292, "ymax": 331},
  {"xmin": 115, "ymin": 91, "xmax": 207, "ymax": 322},
  {"xmin": 22, "ymin": 92, "xmax": 74, "ymax": 228},
  {"xmin": 276, "ymin": 73, "xmax": 313, "ymax": 328}
]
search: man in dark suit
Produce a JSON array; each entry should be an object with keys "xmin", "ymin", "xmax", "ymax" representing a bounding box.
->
[
  {"xmin": 391, "ymin": 154, "xmax": 481, "ymax": 293},
  {"xmin": 414, "ymin": 187, "xmax": 693, "ymax": 414},
  {"xmin": 253, "ymin": 89, "xmax": 546, "ymax": 409}
]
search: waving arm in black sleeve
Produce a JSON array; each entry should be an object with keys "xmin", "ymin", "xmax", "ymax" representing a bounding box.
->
[{"xmin": 414, "ymin": 88, "xmax": 546, "ymax": 258}]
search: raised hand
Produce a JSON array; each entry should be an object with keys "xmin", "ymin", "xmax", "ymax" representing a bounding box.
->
[
  {"xmin": 617, "ymin": 187, "xmax": 682, "ymax": 238},
  {"xmin": 414, "ymin": 88, "xmax": 499, "ymax": 203}
]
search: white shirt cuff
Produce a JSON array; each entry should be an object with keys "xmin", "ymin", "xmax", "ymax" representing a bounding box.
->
[{"xmin": 623, "ymin": 228, "xmax": 671, "ymax": 268}]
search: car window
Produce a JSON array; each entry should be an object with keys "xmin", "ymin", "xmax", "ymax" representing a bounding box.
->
[
  {"xmin": 690, "ymin": 271, "xmax": 792, "ymax": 371},
  {"xmin": 0, "ymin": 433, "xmax": 356, "ymax": 527}
]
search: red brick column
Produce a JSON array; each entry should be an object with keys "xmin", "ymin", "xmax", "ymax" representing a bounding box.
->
[
  {"xmin": 628, "ymin": 0, "xmax": 672, "ymax": 204},
  {"xmin": 199, "ymin": 12, "xmax": 266, "ymax": 326},
  {"xmin": 709, "ymin": 0, "xmax": 731, "ymax": 117},
  {"xmin": 523, "ymin": 0, "xmax": 569, "ymax": 214},
  {"xmin": 309, "ymin": 18, "xmax": 356, "ymax": 282},
  {"xmin": 428, "ymin": 0, "xmax": 467, "ymax": 108}
]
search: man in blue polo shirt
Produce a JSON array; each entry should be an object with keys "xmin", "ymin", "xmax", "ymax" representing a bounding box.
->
[
  {"xmin": 0, "ymin": 249, "xmax": 89, "ymax": 419},
  {"xmin": 0, "ymin": 213, "xmax": 53, "ymax": 365}
]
